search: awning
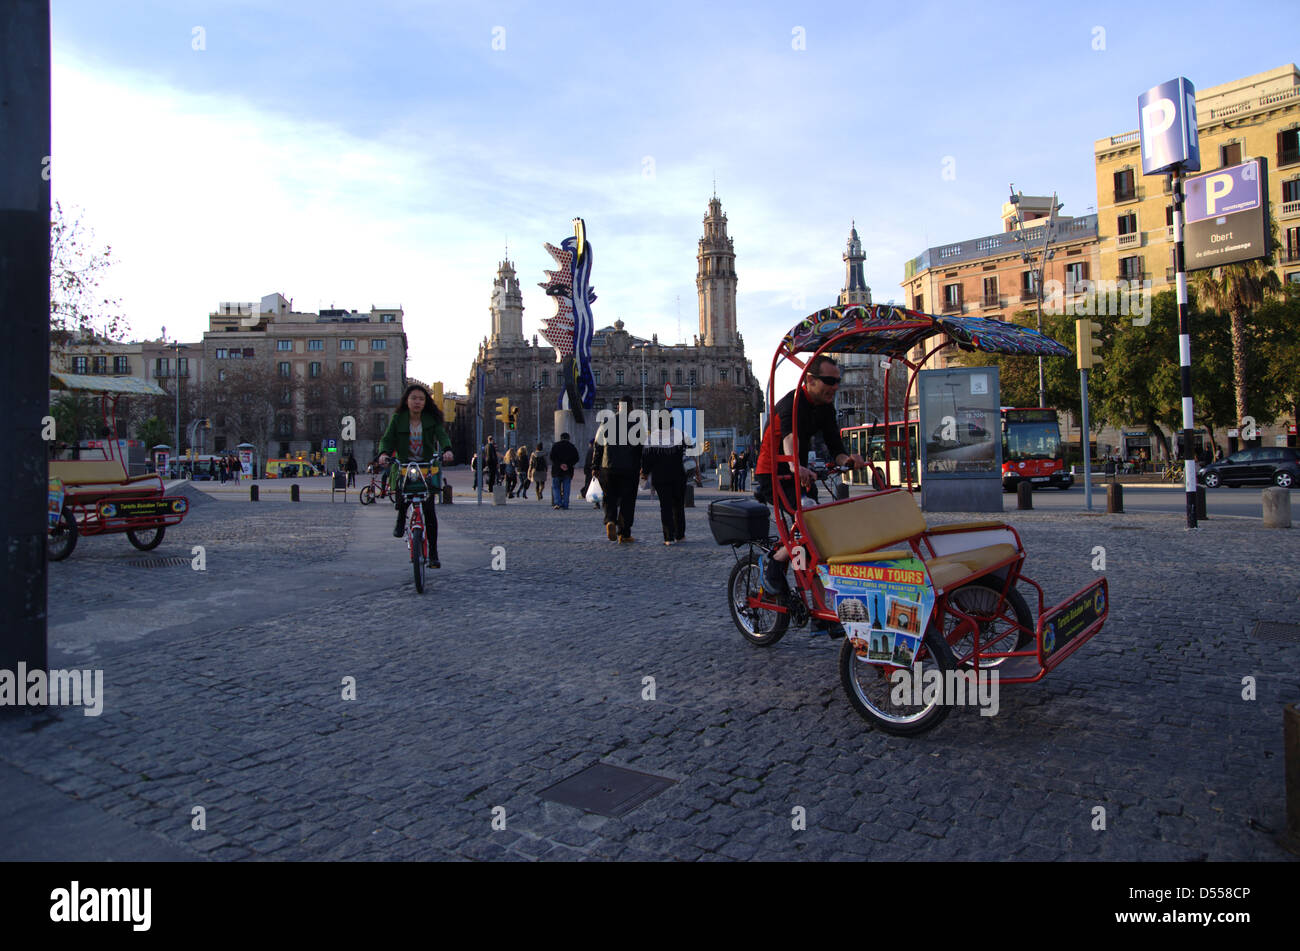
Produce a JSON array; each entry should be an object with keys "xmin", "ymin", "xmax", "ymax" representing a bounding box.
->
[{"xmin": 50, "ymin": 372, "xmax": 168, "ymax": 396}]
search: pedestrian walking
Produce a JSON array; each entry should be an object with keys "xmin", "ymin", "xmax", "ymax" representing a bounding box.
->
[
  {"xmin": 218, "ymin": 457, "xmax": 227, "ymax": 483},
  {"xmin": 528, "ymin": 443, "xmax": 548, "ymax": 501},
  {"xmin": 580, "ymin": 438, "xmax": 596, "ymax": 499},
  {"xmin": 345, "ymin": 452, "xmax": 358, "ymax": 487},
  {"xmin": 470, "ymin": 451, "xmax": 479, "ymax": 489},
  {"xmin": 486, "ymin": 436, "xmax": 499, "ymax": 490},
  {"xmin": 504, "ymin": 447, "xmax": 518, "ymax": 498},
  {"xmin": 594, "ymin": 403, "xmax": 644, "ymax": 542},
  {"xmin": 549, "ymin": 432, "xmax": 580, "ymax": 509},
  {"xmin": 643, "ymin": 424, "xmax": 687, "ymax": 544},
  {"xmin": 519, "ymin": 448, "xmax": 533, "ymax": 499}
]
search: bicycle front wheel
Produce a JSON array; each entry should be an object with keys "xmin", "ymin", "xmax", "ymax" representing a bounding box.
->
[
  {"xmin": 411, "ymin": 527, "xmax": 425, "ymax": 593},
  {"xmin": 359, "ymin": 484, "xmax": 375, "ymax": 505}
]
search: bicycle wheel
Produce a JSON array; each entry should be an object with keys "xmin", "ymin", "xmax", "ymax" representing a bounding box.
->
[
  {"xmin": 359, "ymin": 484, "xmax": 375, "ymax": 505},
  {"xmin": 411, "ymin": 527, "xmax": 425, "ymax": 593},
  {"xmin": 127, "ymin": 525, "xmax": 166, "ymax": 551},
  {"xmin": 47, "ymin": 508, "xmax": 78, "ymax": 562},
  {"xmin": 838, "ymin": 620, "xmax": 955, "ymax": 736},
  {"xmin": 943, "ymin": 577, "xmax": 1033, "ymax": 669},
  {"xmin": 727, "ymin": 550, "xmax": 789, "ymax": 646}
]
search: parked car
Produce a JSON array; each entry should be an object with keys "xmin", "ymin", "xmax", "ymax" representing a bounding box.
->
[{"xmin": 1199, "ymin": 447, "xmax": 1299, "ymax": 488}]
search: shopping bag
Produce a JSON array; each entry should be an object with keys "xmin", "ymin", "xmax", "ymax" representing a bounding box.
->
[{"xmin": 588, "ymin": 475, "xmax": 604, "ymax": 507}]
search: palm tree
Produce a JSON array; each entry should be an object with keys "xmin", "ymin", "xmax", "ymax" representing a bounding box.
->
[{"xmin": 1190, "ymin": 258, "xmax": 1280, "ymax": 438}]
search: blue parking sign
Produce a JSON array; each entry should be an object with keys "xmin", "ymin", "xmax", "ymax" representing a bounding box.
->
[{"xmin": 1138, "ymin": 77, "xmax": 1200, "ymax": 175}]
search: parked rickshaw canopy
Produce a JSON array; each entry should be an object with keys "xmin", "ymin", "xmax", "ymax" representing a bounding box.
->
[{"xmin": 779, "ymin": 304, "xmax": 1072, "ymax": 360}]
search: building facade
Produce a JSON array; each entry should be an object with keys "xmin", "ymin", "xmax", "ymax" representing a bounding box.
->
[
  {"xmin": 465, "ymin": 197, "xmax": 763, "ymax": 453},
  {"xmin": 1093, "ymin": 64, "xmax": 1300, "ymax": 289}
]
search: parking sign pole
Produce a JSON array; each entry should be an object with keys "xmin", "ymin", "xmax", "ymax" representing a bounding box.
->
[{"xmin": 1172, "ymin": 170, "xmax": 1197, "ymax": 529}]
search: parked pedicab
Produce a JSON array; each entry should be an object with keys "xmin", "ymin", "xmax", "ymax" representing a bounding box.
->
[
  {"xmin": 710, "ymin": 304, "xmax": 1108, "ymax": 735},
  {"xmin": 47, "ymin": 373, "xmax": 191, "ymax": 561}
]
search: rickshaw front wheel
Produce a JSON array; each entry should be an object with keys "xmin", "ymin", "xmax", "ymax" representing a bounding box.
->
[
  {"xmin": 838, "ymin": 622, "xmax": 955, "ymax": 736},
  {"xmin": 944, "ymin": 578, "xmax": 1033, "ymax": 670},
  {"xmin": 48, "ymin": 508, "xmax": 78, "ymax": 562},
  {"xmin": 727, "ymin": 551, "xmax": 789, "ymax": 646},
  {"xmin": 126, "ymin": 526, "xmax": 166, "ymax": 551}
]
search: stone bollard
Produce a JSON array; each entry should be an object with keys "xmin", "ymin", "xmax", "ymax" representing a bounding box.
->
[
  {"xmin": 1106, "ymin": 483, "xmax": 1123, "ymax": 514},
  {"xmin": 250, "ymin": 484, "xmax": 259, "ymax": 502},
  {"xmin": 492, "ymin": 482, "xmax": 507, "ymax": 506},
  {"xmin": 1284, "ymin": 703, "xmax": 1300, "ymax": 856},
  {"xmin": 1016, "ymin": 481, "xmax": 1032, "ymax": 510},
  {"xmin": 290, "ymin": 483, "xmax": 300, "ymax": 502},
  {"xmin": 1262, "ymin": 486, "xmax": 1292, "ymax": 528}
]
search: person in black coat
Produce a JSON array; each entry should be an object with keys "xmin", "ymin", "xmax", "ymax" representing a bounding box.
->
[
  {"xmin": 594, "ymin": 405, "xmax": 643, "ymax": 542},
  {"xmin": 642, "ymin": 426, "xmax": 687, "ymax": 544},
  {"xmin": 548, "ymin": 433, "xmax": 581, "ymax": 509},
  {"xmin": 580, "ymin": 438, "xmax": 596, "ymax": 499}
]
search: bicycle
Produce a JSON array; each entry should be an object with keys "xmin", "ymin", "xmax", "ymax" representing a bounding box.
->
[
  {"xmin": 1162, "ymin": 461, "xmax": 1185, "ymax": 482},
  {"xmin": 392, "ymin": 459, "xmax": 435, "ymax": 593},
  {"xmin": 358, "ymin": 468, "xmax": 392, "ymax": 505}
]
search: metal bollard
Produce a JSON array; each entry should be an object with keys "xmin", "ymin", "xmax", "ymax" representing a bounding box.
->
[
  {"xmin": 1016, "ymin": 481, "xmax": 1033, "ymax": 510},
  {"xmin": 250, "ymin": 484, "xmax": 259, "ymax": 502},
  {"xmin": 1285, "ymin": 703, "xmax": 1300, "ymax": 856},
  {"xmin": 290, "ymin": 483, "xmax": 300, "ymax": 502},
  {"xmin": 1106, "ymin": 483, "xmax": 1123, "ymax": 513}
]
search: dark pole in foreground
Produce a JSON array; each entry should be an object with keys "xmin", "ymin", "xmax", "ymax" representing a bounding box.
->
[
  {"xmin": 1172, "ymin": 171, "xmax": 1198, "ymax": 529},
  {"xmin": 0, "ymin": 0, "xmax": 52, "ymax": 704}
]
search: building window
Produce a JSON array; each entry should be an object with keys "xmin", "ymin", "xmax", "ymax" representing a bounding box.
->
[
  {"xmin": 660, "ymin": 369, "xmax": 668, "ymax": 384},
  {"xmin": 242, "ymin": 347, "xmax": 254, "ymax": 358},
  {"xmin": 91, "ymin": 355, "xmax": 107, "ymax": 374},
  {"xmin": 541, "ymin": 370, "xmax": 548, "ymax": 386},
  {"xmin": 308, "ymin": 339, "xmax": 324, "ymax": 351},
  {"xmin": 339, "ymin": 339, "xmax": 356, "ymax": 351},
  {"xmin": 177, "ymin": 357, "xmax": 189, "ymax": 378},
  {"xmin": 1119, "ymin": 255, "xmax": 1143, "ymax": 281},
  {"xmin": 1114, "ymin": 168, "xmax": 1136, "ymax": 202},
  {"xmin": 720, "ymin": 368, "xmax": 728, "ymax": 382},
  {"xmin": 375, "ymin": 413, "xmax": 387, "ymax": 433},
  {"xmin": 380, "ymin": 313, "xmax": 396, "ymax": 323},
  {"xmin": 215, "ymin": 348, "xmax": 228, "ymax": 359},
  {"xmin": 1285, "ymin": 226, "xmax": 1300, "ymax": 264},
  {"xmin": 277, "ymin": 340, "xmax": 292, "ymax": 351},
  {"xmin": 114, "ymin": 356, "xmax": 129, "ymax": 374},
  {"xmin": 155, "ymin": 357, "xmax": 170, "ymax": 378},
  {"xmin": 1279, "ymin": 129, "xmax": 1300, "ymax": 167},
  {"xmin": 913, "ymin": 294, "xmax": 924, "ymax": 311},
  {"xmin": 307, "ymin": 415, "xmax": 323, "ymax": 436},
  {"xmin": 616, "ymin": 370, "xmax": 624, "ymax": 385},
  {"xmin": 73, "ymin": 356, "xmax": 88, "ymax": 374},
  {"xmin": 1283, "ymin": 178, "xmax": 1300, "ymax": 204},
  {"xmin": 942, "ymin": 283, "xmax": 963, "ymax": 312},
  {"xmin": 1288, "ymin": 272, "xmax": 1300, "ymax": 284},
  {"xmin": 675, "ymin": 368, "xmax": 683, "ymax": 385},
  {"xmin": 373, "ymin": 361, "xmax": 386, "ymax": 380},
  {"xmin": 341, "ymin": 361, "xmax": 353, "ymax": 376},
  {"xmin": 982, "ymin": 277, "xmax": 999, "ymax": 307},
  {"xmin": 640, "ymin": 368, "xmax": 647, "ymax": 384},
  {"xmin": 279, "ymin": 362, "xmax": 291, "ymax": 378},
  {"xmin": 341, "ymin": 384, "xmax": 352, "ymax": 400},
  {"xmin": 1064, "ymin": 261, "xmax": 1090, "ymax": 291},
  {"xmin": 504, "ymin": 370, "xmax": 512, "ymax": 383},
  {"xmin": 276, "ymin": 417, "xmax": 293, "ymax": 438},
  {"xmin": 309, "ymin": 362, "xmax": 322, "ymax": 378},
  {"xmin": 1021, "ymin": 270, "xmax": 1038, "ymax": 296},
  {"xmin": 1220, "ymin": 141, "xmax": 1242, "ymax": 167},
  {"xmin": 1117, "ymin": 212, "xmax": 1138, "ymax": 235},
  {"xmin": 218, "ymin": 369, "xmax": 226, "ymax": 382},
  {"xmin": 372, "ymin": 384, "xmax": 387, "ymax": 401},
  {"xmin": 279, "ymin": 386, "xmax": 292, "ymax": 406},
  {"xmin": 1166, "ymin": 205, "xmax": 1174, "ymax": 227},
  {"xmin": 594, "ymin": 370, "xmax": 602, "ymax": 384},
  {"xmin": 371, "ymin": 339, "xmax": 387, "ymax": 351}
]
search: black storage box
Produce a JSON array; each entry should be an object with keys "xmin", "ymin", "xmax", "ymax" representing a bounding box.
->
[{"xmin": 708, "ymin": 497, "xmax": 771, "ymax": 545}]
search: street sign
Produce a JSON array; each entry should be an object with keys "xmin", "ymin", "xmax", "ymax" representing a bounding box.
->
[
  {"xmin": 664, "ymin": 382, "xmax": 672, "ymax": 400},
  {"xmin": 1183, "ymin": 158, "xmax": 1271, "ymax": 270},
  {"xmin": 1138, "ymin": 77, "xmax": 1200, "ymax": 176}
]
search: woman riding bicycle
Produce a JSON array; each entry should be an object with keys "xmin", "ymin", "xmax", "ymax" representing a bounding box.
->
[{"xmin": 377, "ymin": 384, "xmax": 454, "ymax": 568}]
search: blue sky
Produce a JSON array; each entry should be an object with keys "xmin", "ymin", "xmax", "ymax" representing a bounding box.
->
[{"xmin": 50, "ymin": 0, "xmax": 1297, "ymax": 391}]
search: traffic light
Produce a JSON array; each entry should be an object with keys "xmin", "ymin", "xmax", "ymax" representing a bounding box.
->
[
  {"xmin": 1076, "ymin": 319, "xmax": 1104, "ymax": 370},
  {"xmin": 495, "ymin": 396, "xmax": 510, "ymax": 425},
  {"xmin": 508, "ymin": 406, "xmax": 518, "ymax": 430}
]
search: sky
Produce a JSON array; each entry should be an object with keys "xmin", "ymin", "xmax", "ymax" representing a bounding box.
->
[{"xmin": 49, "ymin": 0, "xmax": 1297, "ymax": 393}]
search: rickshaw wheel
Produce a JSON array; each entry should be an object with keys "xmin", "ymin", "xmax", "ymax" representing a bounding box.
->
[
  {"xmin": 728, "ymin": 552, "xmax": 789, "ymax": 646},
  {"xmin": 943, "ymin": 578, "xmax": 1033, "ymax": 670},
  {"xmin": 48, "ymin": 508, "xmax": 78, "ymax": 562},
  {"xmin": 126, "ymin": 526, "xmax": 166, "ymax": 551},
  {"xmin": 838, "ymin": 622, "xmax": 955, "ymax": 735}
]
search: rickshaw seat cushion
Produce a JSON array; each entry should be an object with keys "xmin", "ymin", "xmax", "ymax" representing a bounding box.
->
[
  {"xmin": 826, "ymin": 548, "xmax": 912, "ymax": 565},
  {"xmin": 924, "ymin": 544, "xmax": 1018, "ymax": 591},
  {"xmin": 801, "ymin": 489, "xmax": 927, "ymax": 561},
  {"xmin": 925, "ymin": 520, "xmax": 1006, "ymax": 534}
]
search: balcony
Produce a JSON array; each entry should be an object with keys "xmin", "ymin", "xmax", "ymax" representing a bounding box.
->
[
  {"xmin": 1282, "ymin": 249, "xmax": 1300, "ymax": 265},
  {"xmin": 1019, "ymin": 290, "xmax": 1039, "ymax": 302},
  {"xmin": 981, "ymin": 295, "xmax": 1001, "ymax": 308},
  {"xmin": 1281, "ymin": 200, "xmax": 1300, "ymax": 221},
  {"xmin": 1280, "ymin": 149, "xmax": 1300, "ymax": 169},
  {"xmin": 940, "ymin": 299, "xmax": 963, "ymax": 314},
  {"xmin": 1113, "ymin": 187, "xmax": 1138, "ymax": 204},
  {"xmin": 1120, "ymin": 269, "xmax": 1145, "ymax": 284},
  {"xmin": 1117, "ymin": 232, "xmax": 1141, "ymax": 249}
]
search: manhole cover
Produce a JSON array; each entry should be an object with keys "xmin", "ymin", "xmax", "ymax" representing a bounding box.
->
[
  {"xmin": 127, "ymin": 556, "xmax": 191, "ymax": 568},
  {"xmin": 1252, "ymin": 621, "xmax": 1300, "ymax": 642},
  {"xmin": 539, "ymin": 762, "xmax": 675, "ymax": 817}
]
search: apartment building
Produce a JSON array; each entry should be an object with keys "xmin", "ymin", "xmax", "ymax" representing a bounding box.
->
[{"xmin": 1094, "ymin": 64, "xmax": 1300, "ymax": 288}]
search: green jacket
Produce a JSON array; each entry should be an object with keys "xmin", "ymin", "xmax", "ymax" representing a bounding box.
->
[{"xmin": 378, "ymin": 410, "xmax": 451, "ymax": 490}]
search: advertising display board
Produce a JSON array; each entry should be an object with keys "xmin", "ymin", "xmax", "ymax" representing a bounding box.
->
[{"xmin": 917, "ymin": 367, "xmax": 1003, "ymax": 512}]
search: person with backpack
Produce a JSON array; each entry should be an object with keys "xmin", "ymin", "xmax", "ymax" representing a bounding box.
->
[{"xmin": 529, "ymin": 443, "xmax": 548, "ymax": 502}]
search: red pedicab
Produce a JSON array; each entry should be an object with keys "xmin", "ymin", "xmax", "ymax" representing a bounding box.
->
[
  {"xmin": 709, "ymin": 304, "xmax": 1108, "ymax": 735},
  {"xmin": 47, "ymin": 373, "xmax": 191, "ymax": 561}
]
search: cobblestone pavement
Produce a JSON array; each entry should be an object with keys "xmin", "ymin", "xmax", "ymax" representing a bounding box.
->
[{"xmin": 3, "ymin": 487, "xmax": 1299, "ymax": 861}]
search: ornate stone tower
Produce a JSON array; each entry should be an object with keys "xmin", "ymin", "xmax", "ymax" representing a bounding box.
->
[
  {"xmin": 838, "ymin": 221, "xmax": 872, "ymax": 307},
  {"xmin": 696, "ymin": 195, "xmax": 737, "ymax": 347},
  {"xmin": 489, "ymin": 258, "xmax": 525, "ymax": 346}
]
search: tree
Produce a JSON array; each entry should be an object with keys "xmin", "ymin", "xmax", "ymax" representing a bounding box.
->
[
  {"xmin": 50, "ymin": 392, "xmax": 99, "ymax": 454},
  {"xmin": 136, "ymin": 416, "xmax": 171, "ymax": 450},
  {"xmin": 49, "ymin": 201, "xmax": 128, "ymax": 342},
  {"xmin": 955, "ymin": 308, "xmax": 1081, "ymax": 419},
  {"xmin": 1189, "ymin": 255, "xmax": 1281, "ymax": 439},
  {"xmin": 201, "ymin": 363, "xmax": 283, "ymax": 456}
]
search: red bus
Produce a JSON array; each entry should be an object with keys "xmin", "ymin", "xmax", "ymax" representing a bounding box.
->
[{"xmin": 839, "ymin": 407, "xmax": 1072, "ymax": 492}]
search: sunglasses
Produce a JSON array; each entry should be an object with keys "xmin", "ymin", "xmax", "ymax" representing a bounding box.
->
[{"xmin": 812, "ymin": 374, "xmax": 842, "ymax": 386}]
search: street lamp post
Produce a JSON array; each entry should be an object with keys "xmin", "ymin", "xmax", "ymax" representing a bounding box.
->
[
  {"xmin": 532, "ymin": 379, "xmax": 542, "ymax": 446},
  {"xmin": 162, "ymin": 327, "xmax": 189, "ymax": 476},
  {"xmin": 1009, "ymin": 186, "xmax": 1061, "ymax": 409}
]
